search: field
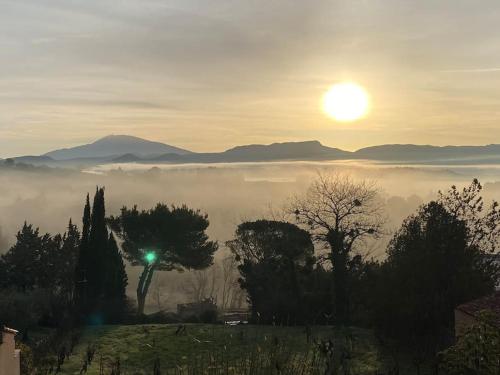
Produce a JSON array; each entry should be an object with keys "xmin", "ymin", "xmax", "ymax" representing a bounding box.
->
[{"xmin": 58, "ymin": 324, "xmax": 395, "ymax": 374}]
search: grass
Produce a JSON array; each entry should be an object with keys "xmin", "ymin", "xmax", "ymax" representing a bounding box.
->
[{"xmin": 57, "ymin": 324, "xmax": 394, "ymax": 374}]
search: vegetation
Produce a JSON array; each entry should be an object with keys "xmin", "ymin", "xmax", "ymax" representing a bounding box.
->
[
  {"xmin": 58, "ymin": 324, "xmax": 396, "ymax": 375},
  {"xmin": 74, "ymin": 188, "xmax": 128, "ymax": 323},
  {"xmin": 108, "ymin": 204, "xmax": 218, "ymax": 315},
  {"xmin": 369, "ymin": 201, "xmax": 498, "ymax": 350},
  {"xmin": 227, "ymin": 220, "xmax": 319, "ymax": 324},
  {"xmin": 289, "ymin": 173, "xmax": 384, "ymax": 323},
  {"xmin": 1, "ymin": 175, "xmax": 499, "ymax": 373},
  {"xmin": 439, "ymin": 312, "xmax": 500, "ymax": 374}
]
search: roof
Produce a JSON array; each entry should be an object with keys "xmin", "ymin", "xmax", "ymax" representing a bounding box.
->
[
  {"xmin": 456, "ymin": 291, "xmax": 500, "ymax": 328},
  {"xmin": 2, "ymin": 326, "xmax": 18, "ymax": 335}
]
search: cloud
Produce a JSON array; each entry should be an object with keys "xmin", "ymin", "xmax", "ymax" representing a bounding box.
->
[
  {"xmin": 440, "ymin": 68, "xmax": 500, "ymax": 73},
  {"xmin": 2, "ymin": 0, "xmax": 500, "ymax": 155}
]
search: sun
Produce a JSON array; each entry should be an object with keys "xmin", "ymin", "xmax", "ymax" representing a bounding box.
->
[{"xmin": 322, "ymin": 82, "xmax": 369, "ymax": 122}]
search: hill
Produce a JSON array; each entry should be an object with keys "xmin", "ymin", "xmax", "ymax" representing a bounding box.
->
[
  {"xmin": 44, "ymin": 135, "xmax": 192, "ymax": 160},
  {"xmin": 10, "ymin": 135, "xmax": 500, "ymax": 166},
  {"xmin": 354, "ymin": 144, "xmax": 500, "ymax": 163},
  {"xmin": 149, "ymin": 140, "xmax": 352, "ymax": 163},
  {"xmin": 221, "ymin": 140, "xmax": 352, "ymax": 161}
]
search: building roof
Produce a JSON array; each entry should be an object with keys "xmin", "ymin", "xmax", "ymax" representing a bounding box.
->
[
  {"xmin": 2, "ymin": 326, "xmax": 18, "ymax": 334},
  {"xmin": 2, "ymin": 326, "xmax": 18, "ymax": 335},
  {"xmin": 456, "ymin": 291, "xmax": 500, "ymax": 328}
]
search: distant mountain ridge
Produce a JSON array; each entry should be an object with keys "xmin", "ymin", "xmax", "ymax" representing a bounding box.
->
[
  {"xmin": 44, "ymin": 134, "xmax": 192, "ymax": 160},
  {"xmin": 355, "ymin": 144, "xmax": 500, "ymax": 162},
  {"xmin": 6, "ymin": 135, "xmax": 500, "ymax": 167}
]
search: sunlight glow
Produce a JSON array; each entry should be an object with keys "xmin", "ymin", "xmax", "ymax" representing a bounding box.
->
[{"xmin": 322, "ymin": 83, "xmax": 370, "ymax": 122}]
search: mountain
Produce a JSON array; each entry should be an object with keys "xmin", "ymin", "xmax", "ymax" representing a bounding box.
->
[
  {"xmin": 354, "ymin": 144, "xmax": 500, "ymax": 163},
  {"xmin": 222, "ymin": 141, "xmax": 351, "ymax": 161},
  {"xmin": 10, "ymin": 136, "xmax": 500, "ymax": 167},
  {"xmin": 12, "ymin": 155, "xmax": 55, "ymax": 164},
  {"xmin": 44, "ymin": 135, "xmax": 192, "ymax": 160},
  {"xmin": 148, "ymin": 140, "xmax": 352, "ymax": 163}
]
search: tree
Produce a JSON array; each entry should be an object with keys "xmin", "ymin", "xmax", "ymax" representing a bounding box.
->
[
  {"xmin": 289, "ymin": 173, "xmax": 384, "ymax": 323},
  {"xmin": 1, "ymin": 223, "xmax": 44, "ymax": 292},
  {"xmin": 59, "ymin": 219, "xmax": 80, "ymax": 303},
  {"xmin": 227, "ymin": 220, "xmax": 315, "ymax": 324},
  {"xmin": 374, "ymin": 201, "xmax": 498, "ymax": 348},
  {"xmin": 108, "ymin": 203, "xmax": 218, "ymax": 315},
  {"xmin": 75, "ymin": 194, "xmax": 91, "ymax": 308},
  {"xmin": 87, "ymin": 188, "xmax": 109, "ymax": 302},
  {"xmin": 102, "ymin": 233, "xmax": 128, "ymax": 321},
  {"xmin": 438, "ymin": 178, "xmax": 500, "ymax": 254},
  {"xmin": 220, "ymin": 255, "xmax": 243, "ymax": 310},
  {"xmin": 184, "ymin": 268, "xmax": 218, "ymax": 304},
  {"xmin": 74, "ymin": 189, "xmax": 128, "ymax": 321},
  {"xmin": 0, "ymin": 220, "xmax": 80, "ymax": 327}
]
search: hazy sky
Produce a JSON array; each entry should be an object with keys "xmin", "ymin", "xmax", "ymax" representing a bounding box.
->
[{"xmin": 2, "ymin": 0, "xmax": 500, "ymax": 157}]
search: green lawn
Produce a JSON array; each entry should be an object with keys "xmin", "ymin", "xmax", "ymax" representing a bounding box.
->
[{"xmin": 57, "ymin": 324, "xmax": 413, "ymax": 374}]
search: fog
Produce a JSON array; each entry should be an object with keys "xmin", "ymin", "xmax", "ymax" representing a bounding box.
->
[{"xmin": 1, "ymin": 161, "xmax": 499, "ymax": 311}]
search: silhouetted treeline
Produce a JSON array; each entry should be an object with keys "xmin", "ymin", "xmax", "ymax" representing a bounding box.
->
[
  {"xmin": 1, "ymin": 175, "xmax": 499, "ymax": 373},
  {"xmin": 0, "ymin": 188, "xmax": 128, "ymax": 333},
  {"xmin": 227, "ymin": 177, "xmax": 499, "ymax": 354}
]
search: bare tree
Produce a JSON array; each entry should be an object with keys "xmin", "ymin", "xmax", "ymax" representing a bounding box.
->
[
  {"xmin": 184, "ymin": 266, "xmax": 219, "ymax": 303},
  {"xmin": 149, "ymin": 274, "xmax": 168, "ymax": 311},
  {"xmin": 220, "ymin": 255, "xmax": 241, "ymax": 311},
  {"xmin": 438, "ymin": 178, "xmax": 500, "ymax": 253},
  {"xmin": 289, "ymin": 172, "xmax": 384, "ymax": 323}
]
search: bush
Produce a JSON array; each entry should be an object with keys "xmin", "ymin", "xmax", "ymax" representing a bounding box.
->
[
  {"xmin": 0, "ymin": 288, "xmax": 50, "ymax": 334},
  {"xmin": 439, "ymin": 312, "xmax": 500, "ymax": 374}
]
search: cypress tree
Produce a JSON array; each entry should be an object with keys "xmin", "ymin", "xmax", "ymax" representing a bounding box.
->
[
  {"xmin": 104, "ymin": 233, "xmax": 128, "ymax": 320},
  {"xmin": 87, "ymin": 187, "xmax": 108, "ymax": 303},
  {"xmin": 81, "ymin": 194, "xmax": 91, "ymax": 247},
  {"xmin": 75, "ymin": 188, "xmax": 128, "ymax": 321},
  {"xmin": 75, "ymin": 194, "xmax": 91, "ymax": 309},
  {"xmin": 61, "ymin": 219, "xmax": 80, "ymax": 303}
]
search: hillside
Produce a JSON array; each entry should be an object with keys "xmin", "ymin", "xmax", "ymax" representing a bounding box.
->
[
  {"xmin": 58, "ymin": 324, "xmax": 391, "ymax": 374},
  {"xmin": 44, "ymin": 135, "xmax": 192, "ymax": 160},
  {"xmin": 354, "ymin": 144, "xmax": 500, "ymax": 162}
]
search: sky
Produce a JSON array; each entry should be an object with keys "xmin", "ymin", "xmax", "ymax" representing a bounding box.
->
[{"xmin": 1, "ymin": 0, "xmax": 500, "ymax": 157}]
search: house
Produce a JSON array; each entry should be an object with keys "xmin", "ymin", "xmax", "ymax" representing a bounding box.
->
[
  {"xmin": 0, "ymin": 326, "xmax": 20, "ymax": 375},
  {"xmin": 454, "ymin": 291, "xmax": 500, "ymax": 337}
]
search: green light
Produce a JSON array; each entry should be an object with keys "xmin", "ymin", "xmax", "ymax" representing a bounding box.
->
[{"xmin": 145, "ymin": 251, "xmax": 157, "ymax": 264}]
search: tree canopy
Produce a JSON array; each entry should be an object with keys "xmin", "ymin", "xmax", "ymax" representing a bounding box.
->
[
  {"xmin": 227, "ymin": 220, "xmax": 318, "ymax": 324},
  {"xmin": 371, "ymin": 201, "xmax": 498, "ymax": 348},
  {"xmin": 109, "ymin": 203, "xmax": 218, "ymax": 315}
]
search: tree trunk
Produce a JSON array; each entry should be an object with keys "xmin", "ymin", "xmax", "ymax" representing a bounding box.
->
[
  {"xmin": 137, "ymin": 265, "xmax": 155, "ymax": 315},
  {"xmin": 328, "ymin": 230, "xmax": 349, "ymax": 324}
]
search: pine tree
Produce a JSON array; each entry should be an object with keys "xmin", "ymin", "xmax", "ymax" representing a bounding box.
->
[{"xmin": 1, "ymin": 222, "xmax": 43, "ymax": 292}]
